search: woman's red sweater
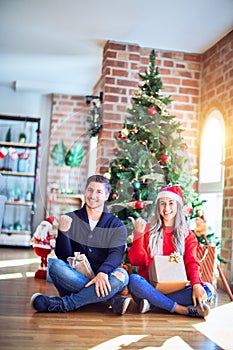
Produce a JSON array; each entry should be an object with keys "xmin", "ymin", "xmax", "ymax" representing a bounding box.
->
[{"xmin": 128, "ymin": 224, "xmax": 203, "ymax": 286}]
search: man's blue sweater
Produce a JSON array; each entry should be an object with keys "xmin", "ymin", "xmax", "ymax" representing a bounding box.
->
[{"xmin": 55, "ymin": 204, "xmax": 128, "ymax": 275}]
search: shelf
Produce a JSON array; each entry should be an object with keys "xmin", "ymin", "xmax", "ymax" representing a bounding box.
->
[
  {"xmin": 0, "ymin": 233, "xmax": 32, "ymax": 246},
  {"xmin": 54, "ymin": 193, "xmax": 84, "ymax": 200},
  {"xmin": 0, "ymin": 170, "xmax": 35, "ymax": 177},
  {"xmin": 49, "ymin": 193, "xmax": 84, "ymax": 205},
  {"xmin": 48, "ymin": 193, "xmax": 84, "ymax": 216},
  {"xmin": 0, "ymin": 141, "xmax": 37, "ymax": 149},
  {"xmin": 0, "ymin": 114, "xmax": 40, "ymax": 247},
  {"xmin": 1, "ymin": 229, "xmax": 31, "ymax": 235},
  {"xmin": 5, "ymin": 200, "xmax": 33, "ymax": 206}
]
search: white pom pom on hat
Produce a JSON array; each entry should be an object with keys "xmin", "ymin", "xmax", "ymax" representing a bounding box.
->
[{"xmin": 156, "ymin": 185, "xmax": 184, "ymax": 206}]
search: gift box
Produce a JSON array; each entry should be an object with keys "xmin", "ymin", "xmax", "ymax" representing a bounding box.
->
[
  {"xmin": 149, "ymin": 253, "xmax": 189, "ymax": 294},
  {"xmin": 67, "ymin": 252, "xmax": 95, "ymax": 280}
]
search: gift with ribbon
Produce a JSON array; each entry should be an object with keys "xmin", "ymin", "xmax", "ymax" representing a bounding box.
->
[
  {"xmin": 67, "ymin": 252, "xmax": 95, "ymax": 280},
  {"xmin": 149, "ymin": 252, "xmax": 189, "ymax": 294}
]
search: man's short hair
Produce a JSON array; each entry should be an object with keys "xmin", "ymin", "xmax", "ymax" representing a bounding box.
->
[{"xmin": 85, "ymin": 175, "xmax": 112, "ymax": 194}]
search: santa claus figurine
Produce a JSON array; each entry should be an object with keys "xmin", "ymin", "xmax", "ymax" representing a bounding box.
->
[{"xmin": 32, "ymin": 216, "xmax": 56, "ymax": 279}]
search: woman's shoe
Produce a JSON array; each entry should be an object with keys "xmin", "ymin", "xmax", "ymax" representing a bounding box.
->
[
  {"xmin": 187, "ymin": 303, "xmax": 210, "ymax": 318},
  {"xmin": 139, "ymin": 299, "xmax": 150, "ymax": 314}
]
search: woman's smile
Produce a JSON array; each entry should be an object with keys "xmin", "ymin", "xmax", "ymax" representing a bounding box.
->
[{"xmin": 159, "ymin": 197, "xmax": 178, "ymax": 225}]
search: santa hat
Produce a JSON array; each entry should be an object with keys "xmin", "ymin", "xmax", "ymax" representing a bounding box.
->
[
  {"xmin": 41, "ymin": 216, "xmax": 54, "ymax": 230},
  {"xmin": 156, "ymin": 185, "xmax": 184, "ymax": 206}
]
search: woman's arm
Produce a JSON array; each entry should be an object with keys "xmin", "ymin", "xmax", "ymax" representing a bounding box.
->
[
  {"xmin": 128, "ymin": 218, "xmax": 150, "ymax": 267},
  {"xmin": 184, "ymin": 231, "xmax": 209, "ymax": 310},
  {"xmin": 184, "ymin": 231, "xmax": 203, "ymax": 286}
]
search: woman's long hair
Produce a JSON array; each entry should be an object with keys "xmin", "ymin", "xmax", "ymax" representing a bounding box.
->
[{"xmin": 149, "ymin": 199, "xmax": 188, "ymax": 256}]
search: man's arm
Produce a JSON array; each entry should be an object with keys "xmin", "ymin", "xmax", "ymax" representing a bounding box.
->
[
  {"xmin": 55, "ymin": 229, "xmax": 73, "ymax": 261},
  {"xmin": 55, "ymin": 215, "xmax": 73, "ymax": 261}
]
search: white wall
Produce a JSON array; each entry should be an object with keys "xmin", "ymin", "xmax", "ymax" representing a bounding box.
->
[{"xmin": 0, "ymin": 86, "xmax": 52, "ymax": 230}]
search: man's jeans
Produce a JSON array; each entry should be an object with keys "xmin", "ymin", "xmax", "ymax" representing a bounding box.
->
[
  {"xmin": 128, "ymin": 274, "xmax": 214, "ymax": 313},
  {"xmin": 48, "ymin": 258, "xmax": 129, "ymax": 311}
]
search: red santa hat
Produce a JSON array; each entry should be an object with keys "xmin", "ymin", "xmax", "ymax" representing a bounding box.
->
[
  {"xmin": 156, "ymin": 185, "xmax": 184, "ymax": 206},
  {"xmin": 41, "ymin": 216, "xmax": 54, "ymax": 230}
]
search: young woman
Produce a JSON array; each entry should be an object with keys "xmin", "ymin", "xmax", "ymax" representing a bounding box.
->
[{"xmin": 128, "ymin": 185, "xmax": 214, "ymax": 318}]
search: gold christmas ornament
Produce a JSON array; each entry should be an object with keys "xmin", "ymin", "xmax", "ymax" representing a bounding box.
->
[
  {"xmin": 121, "ymin": 128, "xmax": 129, "ymax": 138},
  {"xmin": 104, "ymin": 172, "xmax": 111, "ymax": 180}
]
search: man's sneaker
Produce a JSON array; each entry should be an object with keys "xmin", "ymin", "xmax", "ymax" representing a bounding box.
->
[
  {"xmin": 187, "ymin": 303, "xmax": 210, "ymax": 318},
  {"xmin": 139, "ymin": 299, "xmax": 151, "ymax": 314},
  {"xmin": 30, "ymin": 293, "xmax": 67, "ymax": 313},
  {"xmin": 109, "ymin": 295, "xmax": 131, "ymax": 315}
]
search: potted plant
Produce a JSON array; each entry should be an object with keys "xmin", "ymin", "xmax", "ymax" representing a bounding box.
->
[{"xmin": 50, "ymin": 141, "xmax": 84, "ymax": 193}]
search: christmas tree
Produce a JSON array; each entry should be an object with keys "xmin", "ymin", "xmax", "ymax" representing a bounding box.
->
[{"xmin": 105, "ymin": 49, "xmax": 196, "ymax": 240}]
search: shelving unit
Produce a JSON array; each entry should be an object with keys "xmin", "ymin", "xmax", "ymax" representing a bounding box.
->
[{"xmin": 0, "ymin": 114, "xmax": 40, "ymax": 246}]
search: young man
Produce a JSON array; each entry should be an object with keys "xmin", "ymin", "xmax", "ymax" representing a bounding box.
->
[{"xmin": 31, "ymin": 175, "xmax": 130, "ymax": 314}]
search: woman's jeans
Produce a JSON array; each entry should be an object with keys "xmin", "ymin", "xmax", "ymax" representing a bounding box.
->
[
  {"xmin": 128, "ymin": 274, "xmax": 214, "ymax": 313},
  {"xmin": 48, "ymin": 258, "xmax": 129, "ymax": 312}
]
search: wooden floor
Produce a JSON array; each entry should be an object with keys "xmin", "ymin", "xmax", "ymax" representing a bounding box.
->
[{"xmin": 0, "ymin": 247, "xmax": 232, "ymax": 350}]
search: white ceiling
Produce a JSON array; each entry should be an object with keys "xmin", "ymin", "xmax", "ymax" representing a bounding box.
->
[{"xmin": 0, "ymin": 0, "xmax": 232, "ymax": 95}]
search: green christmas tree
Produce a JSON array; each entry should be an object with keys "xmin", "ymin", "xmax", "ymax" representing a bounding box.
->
[{"xmin": 106, "ymin": 49, "xmax": 196, "ymax": 242}]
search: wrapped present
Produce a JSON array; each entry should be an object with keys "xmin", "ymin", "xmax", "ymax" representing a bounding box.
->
[
  {"xmin": 149, "ymin": 252, "xmax": 189, "ymax": 294},
  {"xmin": 67, "ymin": 252, "xmax": 95, "ymax": 280}
]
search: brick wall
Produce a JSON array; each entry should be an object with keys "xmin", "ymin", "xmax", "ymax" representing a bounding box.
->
[
  {"xmin": 200, "ymin": 30, "xmax": 233, "ymax": 286},
  {"xmin": 47, "ymin": 95, "xmax": 89, "ymax": 194},
  {"xmin": 96, "ymin": 41, "xmax": 201, "ymax": 183}
]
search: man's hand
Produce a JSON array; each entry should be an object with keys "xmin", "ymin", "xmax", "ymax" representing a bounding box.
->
[
  {"xmin": 192, "ymin": 283, "xmax": 208, "ymax": 311},
  {"xmin": 56, "ymin": 215, "xmax": 72, "ymax": 232},
  {"xmin": 85, "ymin": 272, "xmax": 111, "ymax": 297}
]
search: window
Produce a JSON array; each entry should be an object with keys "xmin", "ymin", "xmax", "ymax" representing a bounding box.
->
[
  {"xmin": 199, "ymin": 111, "xmax": 225, "ymax": 192},
  {"xmin": 198, "ymin": 110, "xmax": 225, "ymax": 237}
]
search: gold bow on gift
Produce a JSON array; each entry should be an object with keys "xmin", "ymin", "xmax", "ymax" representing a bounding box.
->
[{"xmin": 169, "ymin": 252, "xmax": 181, "ymax": 263}]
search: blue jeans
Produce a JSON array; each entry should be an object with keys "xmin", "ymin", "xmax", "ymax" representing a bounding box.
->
[
  {"xmin": 128, "ymin": 274, "xmax": 214, "ymax": 313},
  {"xmin": 48, "ymin": 258, "xmax": 129, "ymax": 311}
]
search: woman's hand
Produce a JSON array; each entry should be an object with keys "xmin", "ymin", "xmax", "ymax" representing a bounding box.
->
[
  {"xmin": 192, "ymin": 283, "xmax": 208, "ymax": 311},
  {"xmin": 85, "ymin": 272, "xmax": 111, "ymax": 297},
  {"xmin": 129, "ymin": 217, "xmax": 147, "ymax": 233}
]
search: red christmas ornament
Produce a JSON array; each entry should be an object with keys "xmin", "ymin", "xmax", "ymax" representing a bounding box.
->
[
  {"xmin": 135, "ymin": 200, "xmax": 145, "ymax": 210},
  {"xmin": 131, "ymin": 127, "xmax": 139, "ymax": 134},
  {"xmin": 148, "ymin": 107, "xmax": 158, "ymax": 116},
  {"xmin": 117, "ymin": 132, "xmax": 122, "ymax": 139},
  {"xmin": 112, "ymin": 193, "xmax": 119, "ymax": 200},
  {"xmin": 161, "ymin": 154, "xmax": 171, "ymax": 164}
]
